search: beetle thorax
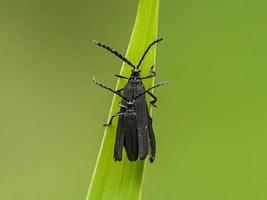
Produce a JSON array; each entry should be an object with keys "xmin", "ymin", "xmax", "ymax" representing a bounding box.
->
[{"xmin": 127, "ymin": 101, "xmax": 135, "ymax": 111}]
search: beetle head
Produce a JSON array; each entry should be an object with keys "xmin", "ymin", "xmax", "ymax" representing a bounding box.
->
[{"xmin": 131, "ymin": 68, "xmax": 141, "ymax": 80}]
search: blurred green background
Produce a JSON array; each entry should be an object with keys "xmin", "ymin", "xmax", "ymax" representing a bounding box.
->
[{"xmin": 1, "ymin": 0, "xmax": 267, "ymax": 199}]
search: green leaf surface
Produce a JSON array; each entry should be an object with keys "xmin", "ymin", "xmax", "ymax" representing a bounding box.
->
[{"xmin": 86, "ymin": 0, "xmax": 160, "ymax": 199}]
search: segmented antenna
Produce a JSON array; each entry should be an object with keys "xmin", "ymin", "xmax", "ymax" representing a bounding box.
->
[
  {"xmin": 93, "ymin": 40, "xmax": 136, "ymax": 69},
  {"xmin": 134, "ymin": 81, "xmax": 170, "ymax": 100},
  {"xmin": 137, "ymin": 38, "xmax": 164, "ymax": 69},
  {"xmin": 93, "ymin": 76, "xmax": 129, "ymax": 101}
]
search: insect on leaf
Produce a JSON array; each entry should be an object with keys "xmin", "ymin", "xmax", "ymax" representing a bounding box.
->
[{"xmin": 86, "ymin": 0, "xmax": 160, "ymax": 199}]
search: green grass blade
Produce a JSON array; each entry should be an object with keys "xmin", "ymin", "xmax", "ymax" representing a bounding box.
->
[{"xmin": 86, "ymin": 0, "xmax": 160, "ymax": 199}]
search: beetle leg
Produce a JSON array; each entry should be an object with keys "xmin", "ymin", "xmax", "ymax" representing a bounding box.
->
[
  {"xmin": 141, "ymin": 74, "xmax": 156, "ymax": 80},
  {"xmin": 115, "ymin": 74, "xmax": 129, "ymax": 79},
  {"xmin": 116, "ymin": 88, "xmax": 123, "ymax": 93},
  {"xmin": 150, "ymin": 65, "xmax": 156, "ymax": 75},
  {"xmin": 103, "ymin": 112, "xmax": 123, "ymax": 126},
  {"xmin": 141, "ymin": 65, "xmax": 157, "ymax": 79},
  {"xmin": 147, "ymin": 91, "xmax": 157, "ymax": 107}
]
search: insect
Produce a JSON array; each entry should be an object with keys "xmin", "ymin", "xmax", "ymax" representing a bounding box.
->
[
  {"xmin": 93, "ymin": 38, "xmax": 164, "ymax": 162},
  {"xmin": 93, "ymin": 77, "xmax": 169, "ymax": 162},
  {"xmin": 93, "ymin": 38, "xmax": 163, "ymax": 107}
]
